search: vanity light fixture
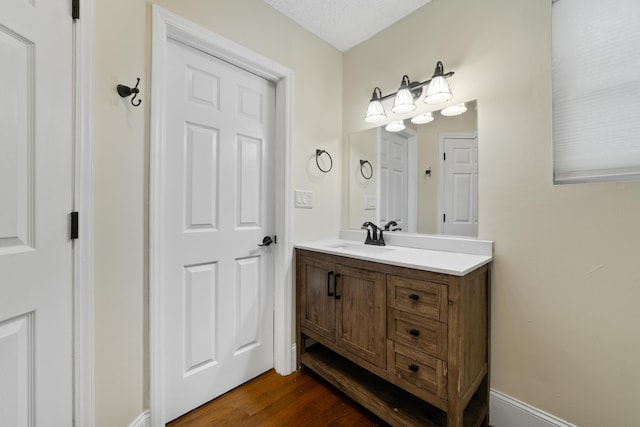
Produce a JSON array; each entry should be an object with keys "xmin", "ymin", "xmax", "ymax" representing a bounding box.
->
[
  {"xmin": 364, "ymin": 87, "xmax": 386, "ymax": 123},
  {"xmin": 424, "ymin": 61, "xmax": 453, "ymax": 104},
  {"xmin": 410, "ymin": 112, "xmax": 434, "ymax": 124},
  {"xmin": 364, "ymin": 61, "xmax": 454, "ymax": 122},
  {"xmin": 391, "ymin": 75, "xmax": 418, "ymax": 114},
  {"xmin": 440, "ymin": 102, "xmax": 468, "ymax": 116},
  {"xmin": 385, "ymin": 120, "xmax": 406, "ymax": 132}
]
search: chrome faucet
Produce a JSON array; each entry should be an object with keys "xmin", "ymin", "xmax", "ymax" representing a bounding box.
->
[{"xmin": 361, "ymin": 222, "xmax": 385, "ymax": 246}]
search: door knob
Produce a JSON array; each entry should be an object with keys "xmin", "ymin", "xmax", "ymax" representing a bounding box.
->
[{"xmin": 257, "ymin": 235, "xmax": 276, "ymax": 247}]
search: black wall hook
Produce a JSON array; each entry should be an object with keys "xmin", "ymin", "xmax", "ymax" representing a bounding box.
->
[{"xmin": 117, "ymin": 78, "xmax": 142, "ymax": 107}]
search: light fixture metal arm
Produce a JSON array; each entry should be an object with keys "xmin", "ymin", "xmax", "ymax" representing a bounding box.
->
[{"xmin": 377, "ymin": 70, "xmax": 454, "ymax": 102}]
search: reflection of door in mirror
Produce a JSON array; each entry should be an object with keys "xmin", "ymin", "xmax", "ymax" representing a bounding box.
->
[
  {"xmin": 380, "ymin": 129, "xmax": 417, "ymax": 232},
  {"xmin": 439, "ymin": 133, "xmax": 478, "ymax": 237}
]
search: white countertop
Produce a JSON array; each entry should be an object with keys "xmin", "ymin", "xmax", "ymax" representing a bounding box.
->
[{"xmin": 295, "ymin": 238, "xmax": 492, "ymax": 276}]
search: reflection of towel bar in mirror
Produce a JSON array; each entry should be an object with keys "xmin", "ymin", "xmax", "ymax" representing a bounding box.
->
[
  {"xmin": 360, "ymin": 160, "xmax": 373, "ymax": 180},
  {"xmin": 315, "ymin": 149, "xmax": 333, "ymax": 173}
]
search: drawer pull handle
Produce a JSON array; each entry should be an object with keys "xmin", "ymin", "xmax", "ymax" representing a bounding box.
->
[
  {"xmin": 327, "ymin": 271, "xmax": 334, "ymax": 297},
  {"xmin": 408, "ymin": 364, "xmax": 419, "ymax": 372},
  {"xmin": 408, "ymin": 328, "xmax": 420, "ymax": 336},
  {"xmin": 409, "ymin": 294, "xmax": 420, "ymax": 301}
]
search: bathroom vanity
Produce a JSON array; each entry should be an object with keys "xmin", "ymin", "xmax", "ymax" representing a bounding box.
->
[{"xmin": 295, "ymin": 237, "xmax": 492, "ymax": 427}]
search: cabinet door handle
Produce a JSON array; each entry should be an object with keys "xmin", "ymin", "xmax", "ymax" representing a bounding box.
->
[
  {"xmin": 327, "ymin": 271, "xmax": 334, "ymax": 297},
  {"xmin": 408, "ymin": 364, "xmax": 419, "ymax": 372},
  {"xmin": 408, "ymin": 328, "xmax": 420, "ymax": 336},
  {"xmin": 334, "ymin": 273, "xmax": 341, "ymax": 300},
  {"xmin": 409, "ymin": 294, "xmax": 420, "ymax": 301}
]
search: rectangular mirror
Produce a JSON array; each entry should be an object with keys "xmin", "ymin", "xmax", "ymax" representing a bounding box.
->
[{"xmin": 347, "ymin": 100, "xmax": 478, "ymax": 237}]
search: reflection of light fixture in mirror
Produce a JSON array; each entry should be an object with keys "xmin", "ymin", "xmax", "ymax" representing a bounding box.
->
[
  {"xmin": 425, "ymin": 61, "xmax": 453, "ymax": 104},
  {"xmin": 410, "ymin": 112, "xmax": 434, "ymax": 124},
  {"xmin": 364, "ymin": 61, "xmax": 454, "ymax": 122},
  {"xmin": 441, "ymin": 102, "xmax": 467, "ymax": 116},
  {"xmin": 364, "ymin": 87, "xmax": 386, "ymax": 123},
  {"xmin": 385, "ymin": 120, "xmax": 405, "ymax": 132},
  {"xmin": 391, "ymin": 75, "xmax": 417, "ymax": 114}
]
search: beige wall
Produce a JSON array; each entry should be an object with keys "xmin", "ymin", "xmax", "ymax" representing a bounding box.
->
[
  {"xmin": 94, "ymin": 0, "xmax": 342, "ymax": 425},
  {"xmin": 343, "ymin": 0, "xmax": 640, "ymax": 426}
]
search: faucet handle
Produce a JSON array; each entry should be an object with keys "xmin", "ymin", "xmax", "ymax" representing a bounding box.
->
[
  {"xmin": 383, "ymin": 220, "xmax": 398, "ymax": 231},
  {"xmin": 361, "ymin": 226, "xmax": 373, "ymax": 244}
]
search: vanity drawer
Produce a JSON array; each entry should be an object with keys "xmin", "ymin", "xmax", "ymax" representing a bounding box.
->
[
  {"xmin": 388, "ymin": 309, "xmax": 447, "ymax": 360},
  {"xmin": 387, "ymin": 275, "xmax": 448, "ymax": 322},
  {"xmin": 387, "ymin": 342, "xmax": 447, "ymax": 400}
]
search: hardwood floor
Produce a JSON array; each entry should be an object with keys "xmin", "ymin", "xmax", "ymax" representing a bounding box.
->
[{"xmin": 167, "ymin": 369, "xmax": 387, "ymax": 426}]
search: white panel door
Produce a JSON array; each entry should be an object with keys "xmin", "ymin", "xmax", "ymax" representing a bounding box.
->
[
  {"xmin": 442, "ymin": 135, "xmax": 478, "ymax": 237},
  {"xmin": 0, "ymin": 1, "xmax": 73, "ymax": 426},
  {"xmin": 380, "ymin": 130, "xmax": 408, "ymax": 230},
  {"xmin": 162, "ymin": 40, "xmax": 275, "ymax": 422}
]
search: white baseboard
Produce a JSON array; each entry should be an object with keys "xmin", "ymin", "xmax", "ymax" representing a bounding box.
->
[
  {"xmin": 490, "ymin": 390, "xmax": 577, "ymax": 427},
  {"xmin": 128, "ymin": 410, "xmax": 151, "ymax": 427}
]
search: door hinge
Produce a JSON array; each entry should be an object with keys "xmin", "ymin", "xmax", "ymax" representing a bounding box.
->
[
  {"xmin": 72, "ymin": 0, "xmax": 80, "ymax": 20},
  {"xmin": 443, "ymin": 213, "xmax": 446, "ymax": 223},
  {"xmin": 71, "ymin": 212, "xmax": 79, "ymax": 240},
  {"xmin": 443, "ymin": 152, "xmax": 446, "ymax": 161}
]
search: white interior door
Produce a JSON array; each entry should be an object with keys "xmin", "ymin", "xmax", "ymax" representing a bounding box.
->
[
  {"xmin": 162, "ymin": 39, "xmax": 276, "ymax": 422},
  {"xmin": 0, "ymin": 1, "xmax": 74, "ymax": 426},
  {"xmin": 440, "ymin": 134, "xmax": 478, "ymax": 237},
  {"xmin": 379, "ymin": 130, "xmax": 408, "ymax": 230}
]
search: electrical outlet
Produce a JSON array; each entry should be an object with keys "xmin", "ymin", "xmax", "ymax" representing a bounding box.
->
[{"xmin": 294, "ymin": 190, "xmax": 313, "ymax": 209}]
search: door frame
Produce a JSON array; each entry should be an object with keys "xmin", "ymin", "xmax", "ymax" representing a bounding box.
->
[
  {"xmin": 437, "ymin": 132, "xmax": 478, "ymax": 235},
  {"xmin": 149, "ymin": 6, "xmax": 294, "ymax": 426},
  {"xmin": 73, "ymin": 1, "xmax": 96, "ymax": 425}
]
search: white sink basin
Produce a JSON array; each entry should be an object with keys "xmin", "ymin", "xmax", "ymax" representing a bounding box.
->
[{"xmin": 329, "ymin": 243, "xmax": 395, "ymax": 254}]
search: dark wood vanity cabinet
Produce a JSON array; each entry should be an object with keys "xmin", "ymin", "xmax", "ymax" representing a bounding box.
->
[
  {"xmin": 298, "ymin": 253, "xmax": 386, "ymax": 368},
  {"xmin": 296, "ymin": 249, "xmax": 490, "ymax": 427}
]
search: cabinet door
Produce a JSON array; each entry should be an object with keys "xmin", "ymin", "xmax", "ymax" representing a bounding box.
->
[
  {"xmin": 335, "ymin": 264, "xmax": 386, "ymax": 368},
  {"xmin": 299, "ymin": 256, "xmax": 336, "ymax": 343}
]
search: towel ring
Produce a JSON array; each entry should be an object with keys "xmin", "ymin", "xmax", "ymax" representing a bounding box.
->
[
  {"xmin": 360, "ymin": 160, "xmax": 373, "ymax": 180},
  {"xmin": 315, "ymin": 149, "xmax": 333, "ymax": 173}
]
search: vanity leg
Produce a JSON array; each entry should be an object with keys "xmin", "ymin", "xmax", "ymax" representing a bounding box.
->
[{"xmin": 446, "ymin": 409, "xmax": 463, "ymax": 427}]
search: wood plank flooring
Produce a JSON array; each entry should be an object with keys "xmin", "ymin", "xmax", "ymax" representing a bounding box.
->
[{"xmin": 167, "ymin": 369, "xmax": 387, "ymax": 426}]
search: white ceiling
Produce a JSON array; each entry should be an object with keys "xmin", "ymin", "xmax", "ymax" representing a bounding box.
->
[{"xmin": 263, "ymin": 0, "xmax": 432, "ymax": 52}]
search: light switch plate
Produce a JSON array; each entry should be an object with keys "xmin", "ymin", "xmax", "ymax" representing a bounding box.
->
[
  {"xmin": 294, "ymin": 190, "xmax": 313, "ymax": 209},
  {"xmin": 364, "ymin": 196, "xmax": 376, "ymax": 210}
]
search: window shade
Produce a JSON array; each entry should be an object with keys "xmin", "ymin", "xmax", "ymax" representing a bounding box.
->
[{"xmin": 552, "ymin": 0, "xmax": 640, "ymax": 184}]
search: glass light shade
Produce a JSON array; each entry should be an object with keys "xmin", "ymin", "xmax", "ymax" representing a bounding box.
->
[
  {"xmin": 391, "ymin": 88, "xmax": 416, "ymax": 114},
  {"xmin": 410, "ymin": 112, "xmax": 434, "ymax": 124},
  {"xmin": 365, "ymin": 99, "xmax": 386, "ymax": 123},
  {"xmin": 385, "ymin": 120, "xmax": 405, "ymax": 132},
  {"xmin": 424, "ymin": 76, "xmax": 453, "ymax": 104},
  {"xmin": 441, "ymin": 103, "xmax": 467, "ymax": 116}
]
